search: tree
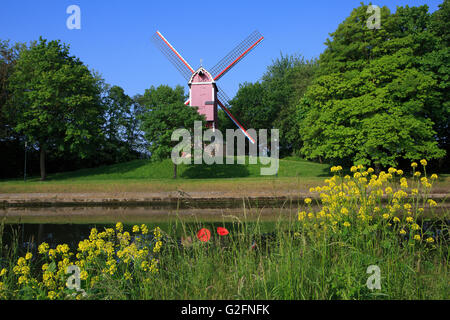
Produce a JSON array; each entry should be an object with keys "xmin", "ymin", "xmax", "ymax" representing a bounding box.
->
[
  {"xmin": 139, "ymin": 85, "xmax": 205, "ymax": 178},
  {"xmin": 267, "ymin": 55, "xmax": 318, "ymax": 155},
  {"xmin": 298, "ymin": 4, "xmax": 445, "ymax": 167},
  {"xmin": 101, "ymin": 84, "xmax": 141, "ymax": 163},
  {"xmin": 0, "ymin": 40, "xmax": 28, "ymax": 178},
  {"xmin": 422, "ymin": 0, "xmax": 450, "ymax": 167},
  {"xmin": 225, "ymin": 53, "xmax": 317, "ymax": 156},
  {"xmin": 7, "ymin": 37, "xmax": 104, "ymax": 180},
  {"xmin": 226, "ymin": 82, "xmax": 272, "ymax": 131},
  {"xmin": 0, "ymin": 40, "xmax": 25, "ymax": 138}
]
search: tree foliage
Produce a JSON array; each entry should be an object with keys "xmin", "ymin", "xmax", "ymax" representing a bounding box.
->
[
  {"xmin": 298, "ymin": 3, "xmax": 446, "ymax": 167},
  {"xmin": 139, "ymin": 85, "xmax": 205, "ymax": 162},
  {"xmin": 7, "ymin": 37, "xmax": 105, "ymax": 179},
  {"xmin": 222, "ymin": 54, "xmax": 318, "ymax": 156}
]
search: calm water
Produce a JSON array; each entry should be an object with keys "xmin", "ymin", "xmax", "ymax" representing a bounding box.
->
[{"xmin": 1, "ymin": 203, "xmax": 448, "ymax": 255}]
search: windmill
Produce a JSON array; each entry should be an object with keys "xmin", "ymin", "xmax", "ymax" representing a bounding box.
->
[{"xmin": 152, "ymin": 30, "xmax": 264, "ymax": 144}]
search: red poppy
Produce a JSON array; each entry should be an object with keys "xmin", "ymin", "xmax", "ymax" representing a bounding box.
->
[
  {"xmin": 197, "ymin": 228, "xmax": 211, "ymax": 242},
  {"xmin": 217, "ymin": 227, "xmax": 229, "ymax": 236}
]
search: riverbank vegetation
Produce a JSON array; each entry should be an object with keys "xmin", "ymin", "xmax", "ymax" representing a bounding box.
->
[{"xmin": 1, "ymin": 163, "xmax": 448, "ymax": 299}]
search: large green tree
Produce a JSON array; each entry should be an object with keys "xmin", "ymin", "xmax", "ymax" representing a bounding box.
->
[
  {"xmin": 267, "ymin": 55, "xmax": 318, "ymax": 155},
  {"xmin": 0, "ymin": 40, "xmax": 25, "ymax": 139},
  {"xmin": 139, "ymin": 85, "xmax": 205, "ymax": 178},
  {"xmin": 100, "ymin": 84, "xmax": 143, "ymax": 163},
  {"xmin": 422, "ymin": 0, "xmax": 450, "ymax": 165},
  {"xmin": 223, "ymin": 54, "xmax": 317, "ymax": 156},
  {"xmin": 7, "ymin": 37, "xmax": 105, "ymax": 180},
  {"xmin": 298, "ymin": 3, "xmax": 446, "ymax": 167}
]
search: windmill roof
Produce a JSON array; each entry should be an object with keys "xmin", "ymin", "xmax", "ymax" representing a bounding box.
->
[{"xmin": 188, "ymin": 67, "xmax": 215, "ymax": 85}]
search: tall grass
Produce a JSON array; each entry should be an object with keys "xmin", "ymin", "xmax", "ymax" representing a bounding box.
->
[
  {"xmin": 1, "ymin": 162, "xmax": 449, "ymax": 300},
  {"xmin": 139, "ymin": 213, "xmax": 449, "ymax": 300},
  {"xmin": 1, "ymin": 213, "xmax": 448, "ymax": 300}
]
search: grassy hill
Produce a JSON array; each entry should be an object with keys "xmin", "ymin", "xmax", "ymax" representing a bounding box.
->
[
  {"xmin": 0, "ymin": 157, "xmax": 332, "ymax": 193},
  {"xmin": 42, "ymin": 156, "xmax": 330, "ymax": 181},
  {"xmin": 1, "ymin": 157, "xmax": 448, "ymax": 194}
]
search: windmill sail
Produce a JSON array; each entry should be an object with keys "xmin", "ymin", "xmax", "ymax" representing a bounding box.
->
[
  {"xmin": 152, "ymin": 31, "xmax": 195, "ymax": 81},
  {"xmin": 216, "ymin": 86, "xmax": 255, "ymax": 144},
  {"xmin": 210, "ymin": 30, "xmax": 264, "ymax": 81}
]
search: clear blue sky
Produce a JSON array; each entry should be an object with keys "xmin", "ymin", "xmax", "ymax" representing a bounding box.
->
[{"xmin": 0, "ymin": 0, "xmax": 443, "ymax": 99}]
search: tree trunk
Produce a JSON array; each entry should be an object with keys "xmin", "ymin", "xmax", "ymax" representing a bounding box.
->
[
  {"xmin": 37, "ymin": 224, "xmax": 44, "ymax": 246},
  {"xmin": 173, "ymin": 163, "xmax": 177, "ymax": 179},
  {"xmin": 39, "ymin": 146, "xmax": 46, "ymax": 181},
  {"xmin": 374, "ymin": 162, "xmax": 381, "ymax": 174}
]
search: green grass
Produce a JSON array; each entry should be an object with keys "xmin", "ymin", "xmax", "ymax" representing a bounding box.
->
[
  {"xmin": 149, "ymin": 219, "xmax": 449, "ymax": 299},
  {"xmin": 30, "ymin": 157, "xmax": 331, "ymax": 180},
  {"xmin": 1, "ymin": 157, "xmax": 449, "ymax": 194},
  {"xmin": 1, "ymin": 166, "xmax": 449, "ymax": 300},
  {"xmin": 1, "ymin": 216, "xmax": 448, "ymax": 300},
  {"xmin": 0, "ymin": 157, "xmax": 332, "ymax": 193}
]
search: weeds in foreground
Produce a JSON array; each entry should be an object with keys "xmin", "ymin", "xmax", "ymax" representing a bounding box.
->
[{"xmin": 0, "ymin": 161, "xmax": 448, "ymax": 299}]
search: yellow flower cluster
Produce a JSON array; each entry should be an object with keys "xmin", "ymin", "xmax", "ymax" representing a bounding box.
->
[
  {"xmin": 298, "ymin": 162, "xmax": 439, "ymax": 243},
  {"xmin": 330, "ymin": 165, "xmax": 343, "ymax": 173},
  {"xmin": 0, "ymin": 223, "xmax": 163, "ymax": 300}
]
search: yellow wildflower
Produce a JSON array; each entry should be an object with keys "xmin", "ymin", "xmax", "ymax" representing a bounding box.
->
[
  {"xmin": 141, "ymin": 224, "xmax": 149, "ymax": 235},
  {"xmin": 298, "ymin": 211, "xmax": 306, "ymax": 221},
  {"xmin": 47, "ymin": 291, "xmax": 57, "ymax": 300},
  {"xmin": 420, "ymin": 159, "xmax": 427, "ymax": 166},
  {"xmin": 38, "ymin": 242, "xmax": 49, "ymax": 254},
  {"xmin": 80, "ymin": 270, "xmax": 88, "ymax": 280}
]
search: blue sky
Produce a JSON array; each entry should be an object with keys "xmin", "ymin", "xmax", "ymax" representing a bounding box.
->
[{"xmin": 0, "ymin": 0, "xmax": 443, "ymax": 99}]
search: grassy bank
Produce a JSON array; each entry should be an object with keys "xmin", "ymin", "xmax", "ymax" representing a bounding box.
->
[
  {"xmin": 1, "ymin": 214, "xmax": 448, "ymax": 300},
  {"xmin": 0, "ymin": 157, "xmax": 332, "ymax": 193},
  {"xmin": 1, "ymin": 163, "xmax": 448, "ymax": 300},
  {"xmin": 1, "ymin": 157, "xmax": 449, "ymax": 194}
]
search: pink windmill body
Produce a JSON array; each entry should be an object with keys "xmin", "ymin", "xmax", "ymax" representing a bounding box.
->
[
  {"xmin": 188, "ymin": 68, "xmax": 218, "ymax": 129},
  {"xmin": 152, "ymin": 30, "xmax": 264, "ymax": 144}
]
